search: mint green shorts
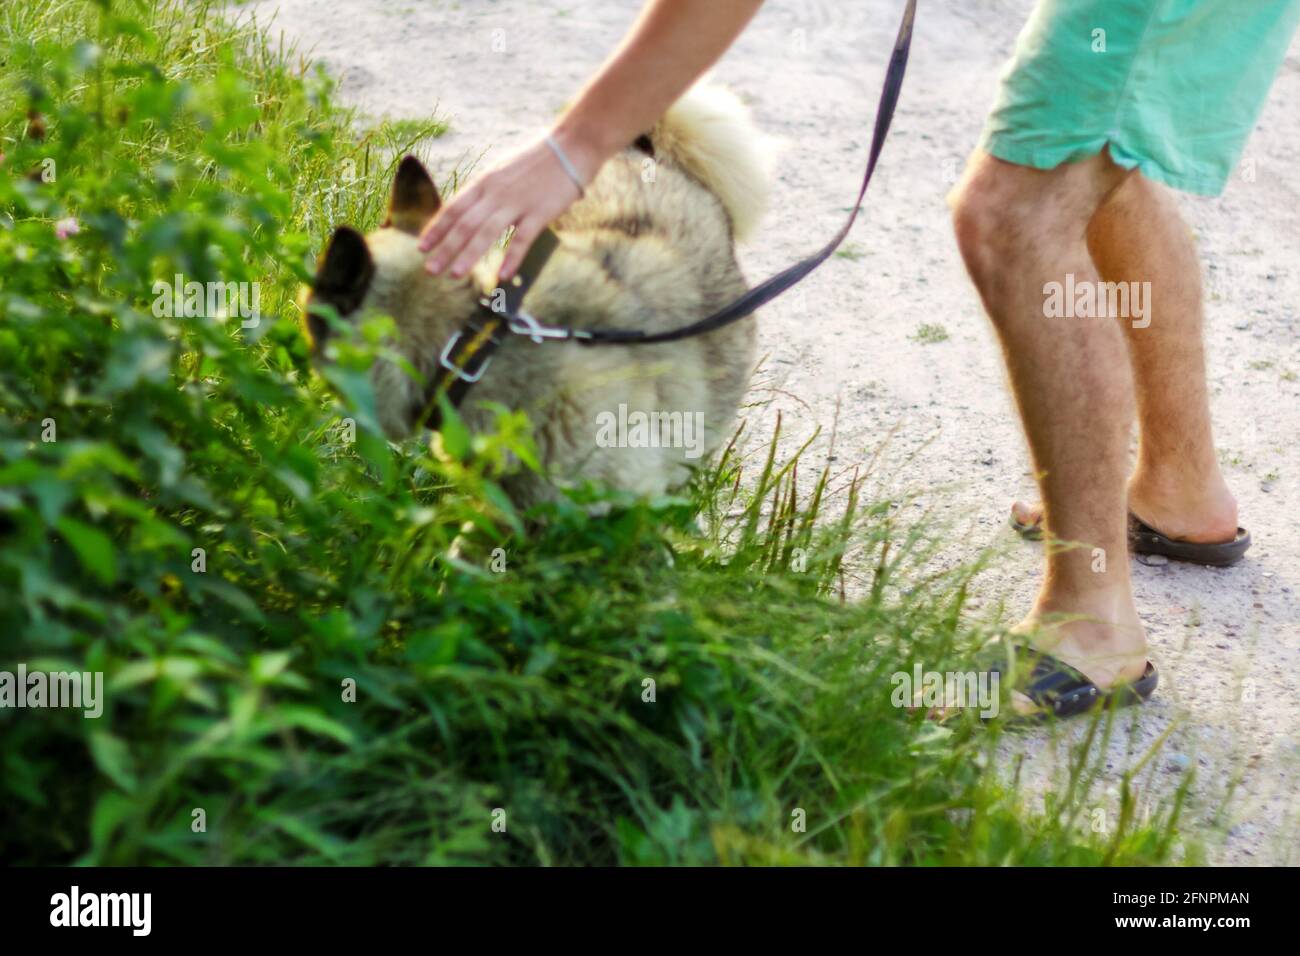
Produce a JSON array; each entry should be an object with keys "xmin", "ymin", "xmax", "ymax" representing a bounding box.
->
[{"xmin": 978, "ymin": 0, "xmax": 1300, "ymax": 196}]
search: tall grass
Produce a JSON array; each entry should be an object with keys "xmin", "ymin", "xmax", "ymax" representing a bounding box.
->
[{"xmin": 0, "ymin": 0, "xmax": 1184, "ymax": 865}]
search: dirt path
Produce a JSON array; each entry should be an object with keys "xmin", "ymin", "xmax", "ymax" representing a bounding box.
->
[{"xmin": 241, "ymin": 0, "xmax": 1300, "ymax": 864}]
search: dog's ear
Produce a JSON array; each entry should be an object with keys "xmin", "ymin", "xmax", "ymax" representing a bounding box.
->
[
  {"xmin": 385, "ymin": 155, "xmax": 441, "ymax": 235},
  {"xmin": 306, "ymin": 227, "xmax": 374, "ymax": 347},
  {"xmin": 313, "ymin": 227, "xmax": 374, "ymax": 310}
]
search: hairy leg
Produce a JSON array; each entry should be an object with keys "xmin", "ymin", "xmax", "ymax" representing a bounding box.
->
[
  {"xmin": 1087, "ymin": 175, "xmax": 1238, "ymax": 541},
  {"xmin": 1011, "ymin": 175, "xmax": 1239, "ymax": 544},
  {"xmin": 951, "ymin": 150, "xmax": 1148, "ymax": 697}
]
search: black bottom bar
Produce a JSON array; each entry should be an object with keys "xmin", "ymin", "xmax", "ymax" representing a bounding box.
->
[{"xmin": 0, "ymin": 866, "xmax": 1284, "ymax": 941}]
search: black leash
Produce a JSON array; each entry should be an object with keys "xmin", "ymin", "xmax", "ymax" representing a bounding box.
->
[{"xmin": 422, "ymin": 0, "xmax": 916, "ymax": 425}]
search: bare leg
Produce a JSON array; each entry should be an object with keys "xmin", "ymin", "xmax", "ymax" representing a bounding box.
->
[
  {"xmin": 951, "ymin": 151, "xmax": 1148, "ymax": 702},
  {"xmin": 1010, "ymin": 175, "xmax": 1239, "ymax": 543},
  {"xmin": 1089, "ymin": 176, "xmax": 1238, "ymax": 540}
]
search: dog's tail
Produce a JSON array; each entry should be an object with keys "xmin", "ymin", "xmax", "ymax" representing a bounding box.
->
[{"xmin": 651, "ymin": 84, "xmax": 773, "ymax": 243}]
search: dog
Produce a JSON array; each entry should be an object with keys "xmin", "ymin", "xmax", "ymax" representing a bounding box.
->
[{"xmin": 304, "ymin": 86, "xmax": 772, "ymax": 507}]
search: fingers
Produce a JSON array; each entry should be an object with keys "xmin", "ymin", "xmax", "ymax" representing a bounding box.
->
[
  {"xmin": 418, "ymin": 179, "xmax": 481, "ymax": 255},
  {"xmin": 498, "ymin": 216, "xmax": 543, "ymax": 281},
  {"xmin": 423, "ymin": 192, "xmax": 495, "ymax": 276},
  {"xmin": 420, "ymin": 136, "xmax": 583, "ymax": 279},
  {"xmin": 447, "ymin": 208, "xmax": 517, "ymax": 280},
  {"xmin": 417, "ymin": 211, "xmax": 454, "ymax": 260},
  {"xmin": 419, "ymin": 172, "xmax": 497, "ymax": 271}
]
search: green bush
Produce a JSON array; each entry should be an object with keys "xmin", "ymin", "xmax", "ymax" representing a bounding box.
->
[{"xmin": 0, "ymin": 0, "xmax": 1184, "ymax": 865}]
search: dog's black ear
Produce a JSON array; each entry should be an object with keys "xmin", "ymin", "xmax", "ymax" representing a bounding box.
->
[
  {"xmin": 306, "ymin": 227, "xmax": 374, "ymax": 347},
  {"xmin": 313, "ymin": 227, "xmax": 374, "ymax": 309},
  {"xmin": 386, "ymin": 155, "xmax": 441, "ymax": 235}
]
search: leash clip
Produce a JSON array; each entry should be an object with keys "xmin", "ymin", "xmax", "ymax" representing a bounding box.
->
[
  {"xmin": 439, "ymin": 331, "xmax": 492, "ymax": 383},
  {"xmin": 506, "ymin": 311, "xmax": 574, "ymax": 344}
]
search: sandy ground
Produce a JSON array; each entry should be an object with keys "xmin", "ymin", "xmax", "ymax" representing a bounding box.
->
[{"xmin": 238, "ymin": 0, "xmax": 1300, "ymax": 864}]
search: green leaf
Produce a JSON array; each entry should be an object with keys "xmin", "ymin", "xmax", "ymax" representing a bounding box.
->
[
  {"xmin": 437, "ymin": 396, "xmax": 471, "ymax": 461},
  {"xmin": 273, "ymin": 707, "xmax": 356, "ymax": 746},
  {"xmin": 193, "ymin": 577, "xmax": 266, "ymax": 624},
  {"xmin": 250, "ymin": 651, "xmax": 292, "ymax": 684},
  {"xmin": 89, "ymin": 732, "xmax": 138, "ymax": 792},
  {"xmin": 55, "ymin": 516, "xmax": 118, "ymax": 585},
  {"xmin": 103, "ymin": 336, "xmax": 172, "ymax": 394},
  {"xmin": 90, "ymin": 791, "xmax": 136, "ymax": 852}
]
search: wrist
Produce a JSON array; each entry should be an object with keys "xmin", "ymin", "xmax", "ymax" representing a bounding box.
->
[{"xmin": 548, "ymin": 114, "xmax": 618, "ymax": 184}]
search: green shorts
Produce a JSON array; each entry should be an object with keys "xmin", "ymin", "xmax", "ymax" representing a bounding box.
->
[{"xmin": 978, "ymin": 0, "xmax": 1300, "ymax": 196}]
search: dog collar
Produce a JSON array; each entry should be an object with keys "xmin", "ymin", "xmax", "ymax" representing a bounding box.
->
[{"xmin": 418, "ymin": 230, "xmax": 561, "ymax": 431}]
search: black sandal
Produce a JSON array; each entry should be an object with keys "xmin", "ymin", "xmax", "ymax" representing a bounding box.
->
[
  {"xmin": 1009, "ymin": 510, "xmax": 1251, "ymax": 567},
  {"xmin": 1128, "ymin": 514, "xmax": 1250, "ymax": 567},
  {"xmin": 987, "ymin": 642, "xmax": 1158, "ymax": 722}
]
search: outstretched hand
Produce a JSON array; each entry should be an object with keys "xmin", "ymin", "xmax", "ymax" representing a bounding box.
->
[
  {"xmin": 418, "ymin": 0, "xmax": 765, "ymax": 282},
  {"xmin": 418, "ymin": 134, "xmax": 585, "ymax": 282}
]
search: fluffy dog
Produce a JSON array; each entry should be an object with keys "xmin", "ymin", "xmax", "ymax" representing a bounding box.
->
[{"xmin": 305, "ymin": 86, "xmax": 772, "ymax": 506}]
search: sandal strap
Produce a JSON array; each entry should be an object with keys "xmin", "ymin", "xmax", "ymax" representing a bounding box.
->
[{"xmin": 988, "ymin": 643, "xmax": 1094, "ymax": 708}]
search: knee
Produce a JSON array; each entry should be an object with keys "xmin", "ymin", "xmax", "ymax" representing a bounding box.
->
[
  {"xmin": 948, "ymin": 162, "xmax": 1024, "ymax": 290},
  {"xmin": 951, "ymin": 153, "xmax": 1125, "ymax": 289}
]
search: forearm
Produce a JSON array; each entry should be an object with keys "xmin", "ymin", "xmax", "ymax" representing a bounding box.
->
[
  {"xmin": 551, "ymin": 0, "xmax": 765, "ymax": 179},
  {"xmin": 419, "ymin": 0, "xmax": 764, "ymax": 278}
]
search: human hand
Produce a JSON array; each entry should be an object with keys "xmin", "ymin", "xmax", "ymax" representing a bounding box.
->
[
  {"xmin": 418, "ymin": 131, "xmax": 589, "ymax": 281},
  {"xmin": 419, "ymin": 0, "xmax": 764, "ymax": 281}
]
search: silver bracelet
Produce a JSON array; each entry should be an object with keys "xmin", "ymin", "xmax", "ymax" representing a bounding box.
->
[{"xmin": 545, "ymin": 133, "xmax": 586, "ymax": 198}]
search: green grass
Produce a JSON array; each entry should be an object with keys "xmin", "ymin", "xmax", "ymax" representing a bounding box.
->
[
  {"xmin": 911, "ymin": 322, "xmax": 950, "ymax": 344},
  {"xmin": 364, "ymin": 115, "xmax": 450, "ymax": 151},
  {"xmin": 0, "ymin": 0, "xmax": 1189, "ymax": 866}
]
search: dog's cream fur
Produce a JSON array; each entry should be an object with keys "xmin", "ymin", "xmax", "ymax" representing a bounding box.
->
[{"xmin": 306, "ymin": 86, "xmax": 772, "ymax": 506}]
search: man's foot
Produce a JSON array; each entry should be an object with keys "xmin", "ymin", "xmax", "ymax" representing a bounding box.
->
[
  {"xmin": 1005, "ymin": 598, "xmax": 1150, "ymax": 717},
  {"xmin": 1126, "ymin": 475, "xmax": 1239, "ymax": 544},
  {"xmin": 1010, "ymin": 477, "xmax": 1239, "ymax": 546},
  {"xmin": 991, "ymin": 644, "xmax": 1157, "ymax": 721},
  {"xmin": 921, "ymin": 595, "xmax": 1151, "ymax": 721},
  {"xmin": 1009, "ymin": 499, "xmax": 1047, "ymax": 539}
]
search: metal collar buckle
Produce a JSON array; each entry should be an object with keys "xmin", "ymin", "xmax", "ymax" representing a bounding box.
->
[{"xmin": 439, "ymin": 329, "xmax": 491, "ymax": 383}]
